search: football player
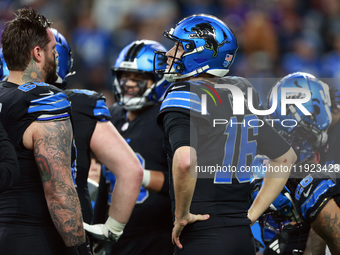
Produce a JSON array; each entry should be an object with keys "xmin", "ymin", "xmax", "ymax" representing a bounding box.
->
[
  {"xmin": 156, "ymin": 13, "xmax": 297, "ymax": 255},
  {"xmin": 0, "ymin": 8, "xmax": 85, "ymax": 254},
  {"xmin": 93, "ymin": 39, "xmax": 174, "ymax": 254},
  {"xmin": 50, "ymin": 29, "xmax": 143, "ymax": 251},
  {"xmin": 303, "ymin": 84, "xmax": 340, "ymax": 255},
  {"xmin": 252, "ymin": 72, "xmax": 340, "ymax": 254}
]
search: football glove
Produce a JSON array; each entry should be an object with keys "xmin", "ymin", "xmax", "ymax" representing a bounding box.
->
[{"xmin": 83, "ymin": 217, "xmax": 125, "ymax": 253}]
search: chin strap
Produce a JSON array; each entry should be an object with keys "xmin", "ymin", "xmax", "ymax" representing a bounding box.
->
[{"xmin": 165, "ymin": 65, "xmax": 210, "ymax": 82}]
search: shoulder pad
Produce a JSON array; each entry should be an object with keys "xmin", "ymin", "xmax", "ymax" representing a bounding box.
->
[
  {"xmin": 66, "ymin": 89, "xmax": 110, "ymax": 120},
  {"xmin": 161, "ymin": 82, "xmax": 202, "ymax": 114}
]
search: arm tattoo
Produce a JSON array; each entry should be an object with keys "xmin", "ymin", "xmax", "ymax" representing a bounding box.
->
[
  {"xmin": 304, "ymin": 228, "xmax": 326, "ymax": 255},
  {"xmin": 35, "ymin": 152, "xmax": 52, "ymax": 182},
  {"xmin": 48, "ymin": 178, "xmax": 84, "ymax": 245},
  {"xmin": 22, "ymin": 58, "xmax": 43, "ymax": 83},
  {"xmin": 34, "ymin": 120, "xmax": 72, "ymax": 181},
  {"xmin": 34, "ymin": 120, "xmax": 85, "ymax": 246},
  {"xmin": 314, "ymin": 212, "xmax": 340, "ymax": 246}
]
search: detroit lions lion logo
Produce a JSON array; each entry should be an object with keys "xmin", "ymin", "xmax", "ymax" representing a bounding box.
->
[{"xmin": 189, "ymin": 22, "xmax": 229, "ymax": 57}]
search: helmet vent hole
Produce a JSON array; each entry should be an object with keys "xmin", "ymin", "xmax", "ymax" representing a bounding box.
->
[{"xmin": 313, "ymin": 105, "xmax": 320, "ymax": 115}]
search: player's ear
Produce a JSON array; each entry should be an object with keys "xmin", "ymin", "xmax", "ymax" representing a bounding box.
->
[{"xmin": 32, "ymin": 46, "xmax": 43, "ymax": 62}]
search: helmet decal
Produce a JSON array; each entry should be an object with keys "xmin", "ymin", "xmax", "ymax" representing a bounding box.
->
[{"xmin": 189, "ymin": 22, "xmax": 229, "ymax": 57}]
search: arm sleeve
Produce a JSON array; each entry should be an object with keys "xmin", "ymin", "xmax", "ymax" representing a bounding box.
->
[
  {"xmin": 163, "ymin": 111, "xmax": 198, "ymax": 153},
  {"xmin": 0, "ymin": 122, "xmax": 20, "ymax": 192}
]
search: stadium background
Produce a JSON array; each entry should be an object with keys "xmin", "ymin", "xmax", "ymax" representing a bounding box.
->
[
  {"xmin": 1, "ymin": 0, "xmax": 338, "ymax": 253},
  {"xmin": 1, "ymin": 0, "xmax": 340, "ymax": 106}
]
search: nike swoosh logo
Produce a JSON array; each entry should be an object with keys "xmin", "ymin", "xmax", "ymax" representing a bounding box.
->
[
  {"xmin": 39, "ymin": 91, "xmax": 54, "ymax": 96},
  {"xmin": 303, "ymin": 185, "xmax": 313, "ymax": 197},
  {"xmin": 171, "ymin": 85, "xmax": 186, "ymax": 90}
]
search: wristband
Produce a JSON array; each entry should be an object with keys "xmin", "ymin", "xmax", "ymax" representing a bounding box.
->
[
  {"xmin": 142, "ymin": 169, "xmax": 151, "ymax": 188},
  {"xmin": 103, "ymin": 217, "xmax": 126, "ymax": 241}
]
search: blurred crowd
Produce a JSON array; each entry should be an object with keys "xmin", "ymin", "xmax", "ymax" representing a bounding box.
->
[{"xmin": 1, "ymin": 0, "xmax": 340, "ymax": 105}]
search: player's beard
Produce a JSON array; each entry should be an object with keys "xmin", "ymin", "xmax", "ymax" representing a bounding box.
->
[{"xmin": 44, "ymin": 52, "xmax": 58, "ymax": 85}]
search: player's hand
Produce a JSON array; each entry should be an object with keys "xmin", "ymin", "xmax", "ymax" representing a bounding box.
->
[
  {"xmin": 172, "ymin": 213, "xmax": 210, "ymax": 249},
  {"xmin": 83, "ymin": 222, "xmax": 116, "ymax": 253},
  {"xmin": 247, "ymin": 210, "xmax": 257, "ymax": 226}
]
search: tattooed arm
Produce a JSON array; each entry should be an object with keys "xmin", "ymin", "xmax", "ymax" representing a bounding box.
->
[
  {"xmin": 303, "ymin": 228, "xmax": 326, "ymax": 255},
  {"xmin": 309, "ymin": 198, "xmax": 340, "ymax": 255},
  {"xmin": 23, "ymin": 119, "xmax": 86, "ymax": 247}
]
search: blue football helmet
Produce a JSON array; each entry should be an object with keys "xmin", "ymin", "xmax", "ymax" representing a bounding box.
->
[
  {"xmin": 112, "ymin": 40, "xmax": 170, "ymax": 111},
  {"xmin": 0, "ymin": 48, "xmax": 9, "ymax": 80},
  {"xmin": 268, "ymin": 72, "xmax": 332, "ymax": 163},
  {"xmin": 51, "ymin": 28, "xmax": 74, "ymax": 89},
  {"xmin": 156, "ymin": 14, "xmax": 238, "ymax": 82},
  {"xmin": 251, "ymin": 179, "xmax": 302, "ymax": 232}
]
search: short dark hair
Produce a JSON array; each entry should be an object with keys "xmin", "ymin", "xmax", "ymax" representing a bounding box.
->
[{"xmin": 1, "ymin": 8, "xmax": 52, "ymax": 71}]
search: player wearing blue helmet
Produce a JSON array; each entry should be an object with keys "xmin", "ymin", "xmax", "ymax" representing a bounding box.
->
[
  {"xmin": 112, "ymin": 39, "xmax": 170, "ymax": 111},
  {"xmin": 268, "ymin": 72, "xmax": 332, "ymax": 165},
  {"xmin": 51, "ymin": 29, "xmax": 144, "ymax": 253},
  {"xmin": 250, "ymin": 174, "xmax": 307, "ymax": 255},
  {"xmin": 251, "ymin": 72, "xmax": 340, "ymax": 254},
  {"xmin": 92, "ymin": 39, "xmax": 174, "ymax": 254},
  {"xmin": 156, "ymin": 13, "xmax": 297, "ymax": 255},
  {"xmin": 251, "ymin": 154, "xmax": 309, "ymax": 255},
  {"xmin": 303, "ymin": 84, "xmax": 340, "ymax": 254},
  {"xmin": 156, "ymin": 14, "xmax": 238, "ymax": 82}
]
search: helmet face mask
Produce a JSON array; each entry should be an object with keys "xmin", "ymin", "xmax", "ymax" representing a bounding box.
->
[
  {"xmin": 251, "ymin": 180, "xmax": 302, "ymax": 232},
  {"xmin": 269, "ymin": 72, "xmax": 332, "ymax": 164},
  {"xmin": 112, "ymin": 40, "xmax": 170, "ymax": 111},
  {"xmin": 280, "ymin": 126, "xmax": 317, "ymax": 164},
  {"xmin": 155, "ymin": 14, "xmax": 238, "ymax": 82},
  {"xmin": 117, "ymin": 71, "xmax": 153, "ymax": 107},
  {"xmin": 119, "ymin": 75, "xmax": 150, "ymax": 97}
]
